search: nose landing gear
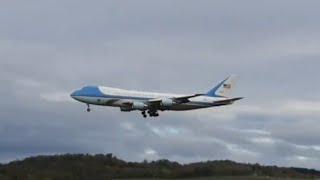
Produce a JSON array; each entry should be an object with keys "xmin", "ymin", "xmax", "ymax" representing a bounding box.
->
[{"xmin": 86, "ymin": 104, "xmax": 91, "ymax": 112}]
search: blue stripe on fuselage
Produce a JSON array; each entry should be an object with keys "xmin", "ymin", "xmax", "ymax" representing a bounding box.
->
[
  {"xmin": 72, "ymin": 86, "xmax": 151, "ymax": 101},
  {"xmin": 77, "ymin": 86, "xmax": 104, "ymax": 97}
]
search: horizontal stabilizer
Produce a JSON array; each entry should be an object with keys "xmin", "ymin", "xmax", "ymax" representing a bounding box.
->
[{"xmin": 212, "ymin": 97, "xmax": 243, "ymax": 106}]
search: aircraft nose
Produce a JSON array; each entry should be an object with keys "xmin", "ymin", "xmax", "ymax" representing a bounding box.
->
[{"xmin": 70, "ymin": 90, "xmax": 80, "ymax": 99}]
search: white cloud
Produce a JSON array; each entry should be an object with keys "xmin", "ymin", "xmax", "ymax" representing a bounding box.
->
[
  {"xmin": 150, "ymin": 126, "xmax": 181, "ymax": 137},
  {"xmin": 14, "ymin": 78, "xmax": 42, "ymax": 88},
  {"xmin": 294, "ymin": 144, "xmax": 320, "ymax": 152},
  {"xmin": 250, "ymin": 137, "xmax": 276, "ymax": 145},
  {"xmin": 227, "ymin": 128, "xmax": 271, "ymax": 136},
  {"xmin": 225, "ymin": 144, "xmax": 260, "ymax": 159},
  {"xmin": 199, "ymin": 100, "xmax": 320, "ymax": 118},
  {"xmin": 141, "ymin": 148, "xmax": 160, "ymax": 161},
  {"xmin": 40, "ymin": 92, "xmax": 73, "ymax": 103},
  {"xmin": 281, "ymin": 100, "xmax": 320, "ymax": 116},
  {"xmin": 295, "ymin": 156, "xmax": 310, "ymax": 161},
  {"xmin": 120, "ymin": 122, "xmax": 135, "ymax": 131},
  {"xmin": 241, "ymin": 33, "xmax": 320, "ymax": 61}
]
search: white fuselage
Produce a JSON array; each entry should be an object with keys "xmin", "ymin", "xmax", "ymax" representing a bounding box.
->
[{"xmin": 71, "ymin": 86, "xmax": 227, "ymax": 111}]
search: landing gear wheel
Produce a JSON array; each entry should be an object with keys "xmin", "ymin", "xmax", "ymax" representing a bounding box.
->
[
  {"xmin": 86, "ymin": 104, "xmax": 91, "ymax": 112},
  {"xmin": 148, "ymin": 110, "xmax": 159, "ymax": 117},
  {"xmin": 142, "ymin": 111, "xmax": 147, "ymax": 118}
]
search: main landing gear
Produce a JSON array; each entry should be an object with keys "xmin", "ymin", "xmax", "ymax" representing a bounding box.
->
[
  {"xmin": 141, "ymin": 111, "xmax": 147, "ymax": 118},
  {"xmin": 86, "ymin": 104, "xmax": 91, "ymax": 112},
  {"xmin": 141, "ymin": 110, "xmax": 159, "ymax": 118}
]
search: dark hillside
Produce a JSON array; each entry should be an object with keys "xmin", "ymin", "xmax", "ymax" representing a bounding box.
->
[{"xmin": 0, "ymin": 154, "xmax": 319, "ymax": 180}]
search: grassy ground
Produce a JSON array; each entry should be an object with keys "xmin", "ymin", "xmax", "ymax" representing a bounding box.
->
[{"xmin": 117, "ymin": 176, "xmax": 316, "ymax": 180}]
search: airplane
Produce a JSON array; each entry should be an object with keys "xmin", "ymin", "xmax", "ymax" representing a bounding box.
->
[{"xmin": 70, "ymin": 76, "xmax": 243, "ymax": 118}]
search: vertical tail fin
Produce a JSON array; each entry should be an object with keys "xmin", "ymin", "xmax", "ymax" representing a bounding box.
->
[{"xmin": 206, "ymin": 75, "xmax": 237, "ymax": 98}]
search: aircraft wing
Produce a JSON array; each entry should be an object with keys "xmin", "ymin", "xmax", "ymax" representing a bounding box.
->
[
  {"xmin": 173, "ymin": 94, "xmax": 205, "ymax": 103},
  {"xmin": 113, "ymin": 99, "xmax": 134, "ymax": 107},
  {"xmin": 148, "ymin": 94, "xmax": 204, "ymax": 106}
]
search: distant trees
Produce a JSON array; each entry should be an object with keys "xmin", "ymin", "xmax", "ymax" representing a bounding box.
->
[{"xmin": 0, "ymin": 154, "xmax": 319, "ymax": 179}]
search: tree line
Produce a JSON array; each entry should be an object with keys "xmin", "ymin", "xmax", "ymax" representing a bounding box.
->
[{"xmin": 0, "ymin": 154, "xmax": 319, "ymax": 180}]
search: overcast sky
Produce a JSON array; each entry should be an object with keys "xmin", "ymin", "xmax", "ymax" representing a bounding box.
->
[{"xmin": 1, "ymin": 0, "xmax": 320, "ymax": 169}]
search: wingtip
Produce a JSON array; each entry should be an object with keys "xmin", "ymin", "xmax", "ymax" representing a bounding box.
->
[{"xmin": 236, "ymin": 97, "xmax": 244, "ymax": 101}]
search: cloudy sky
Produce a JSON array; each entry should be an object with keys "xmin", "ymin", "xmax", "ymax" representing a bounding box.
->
[{"xmin": 1, "ymin": 0, "xmax": 320, "ymax": 169}]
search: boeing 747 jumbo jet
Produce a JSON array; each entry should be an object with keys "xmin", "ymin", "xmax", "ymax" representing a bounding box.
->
[{"xmin": 71, "ymin": 76, "xmax": 242, "ymax": 118}]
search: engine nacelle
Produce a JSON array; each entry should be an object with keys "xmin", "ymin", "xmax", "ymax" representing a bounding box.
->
[
  {"xmin": 120, "ymin": 106, "xmax": 132, "ymax": 112},
  {"xmin": 160, "ymin": 98, "xmax": 175, "ymax": 109},
  {"xmin": 132, "ymin": 102, "xmax": 148, "ymax": 111},
  {"xmin": 120, "ymin": 102, "xmax": 147, "ymax": 112}
]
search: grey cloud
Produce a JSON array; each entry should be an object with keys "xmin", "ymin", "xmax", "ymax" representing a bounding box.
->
[{"xmin": 1, "ymin": 0, "xmax": 320, "ymax": 170}]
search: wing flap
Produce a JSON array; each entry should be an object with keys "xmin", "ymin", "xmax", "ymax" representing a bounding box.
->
[
  {"xmin": 212, "ymin": 97, "xmax": 243, "ymax": 106},
  {"xmin": 173, "ymin": 94, "xmax": 204, "ymax": 103}
]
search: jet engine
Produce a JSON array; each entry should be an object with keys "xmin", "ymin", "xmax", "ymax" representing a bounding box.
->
[
  {"xmin": 160, "ymin": 98, "xmax": 175, "ymax": 109},
  {"xmin": 120, "ymin": 106, "xmax": 132, "ymax": 112},
  {"xmin": 120, "ymin": 102, "xmax": 147, "ymax": 112},
  {"xmin": 132, "ymin": 102, "xmax": 148, "ymax": 110}
]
